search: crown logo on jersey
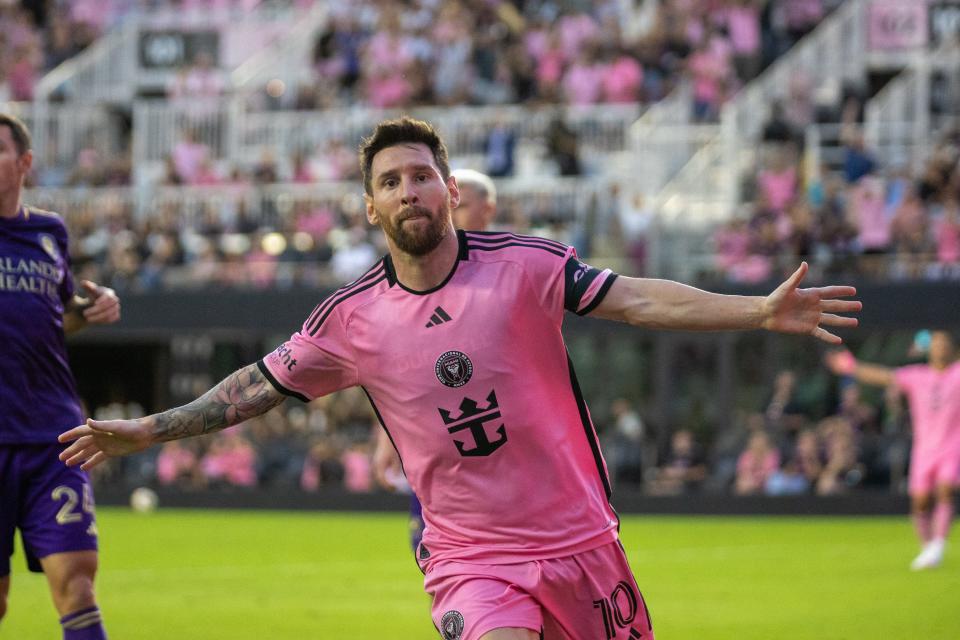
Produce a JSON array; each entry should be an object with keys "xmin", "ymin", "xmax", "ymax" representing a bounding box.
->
[{"xmin": 437, "ymin": 390, "xmax": 507, "ymax": 457}]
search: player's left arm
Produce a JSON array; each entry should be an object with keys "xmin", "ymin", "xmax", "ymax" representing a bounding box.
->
[
  {"xmin": 590, "ymin": 262, "xmax": 861, "ymax": 344},
  {"xmin": 63, "ymin": 280, "xmax": 121, "ymax": 334}
]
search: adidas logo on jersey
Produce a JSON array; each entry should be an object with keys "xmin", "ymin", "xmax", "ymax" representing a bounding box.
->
[{"xmin": 425, "ymin": 306, "xmax": 453, "ymax": 327}]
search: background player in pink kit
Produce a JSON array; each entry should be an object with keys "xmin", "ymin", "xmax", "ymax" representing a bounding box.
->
[
  {"xmin": 59, "ymin": 117, "xmax": 860, "ymax": 640},
  {"xmin": 0, "ymin": 114, "xmax": 121, "ymax": 639},
  {"xmin": 826, "ymin": 331, "xmax": 960, "ymax": 570}
]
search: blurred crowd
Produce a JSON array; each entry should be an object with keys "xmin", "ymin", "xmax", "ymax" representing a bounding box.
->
[
  {"xmin": 583, "ymin": 354, "xmax": 916, "ymax": 498},
  {"xmin": 0, "ymin": 1, "xmax": 111, "ymax": 102},
  {"xmin": 88, "ymin": 386, "xmax": 383, "ymax": 494},
  {"xmin": 713, "ymin": 117, "xmax": 960, "ymax": 284},
  {"xmin": 87, "ymin": 352, "xmax": 917, "ymax": 498},
  {"xmin": 263, "ymin": 0, "xmax": 836, "ymax": 116},
  {"xmin": 59, "ymin": 177, "xmax": 609, "ymax": 292}
]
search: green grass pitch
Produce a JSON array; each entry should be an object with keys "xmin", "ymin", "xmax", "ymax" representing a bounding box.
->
[{"xmin": 3, "ymin": 509, "xmax": 958, "ymax": 639}]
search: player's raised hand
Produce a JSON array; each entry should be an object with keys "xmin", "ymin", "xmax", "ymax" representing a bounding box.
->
[
  {"xmin": 761, "ymin": 262, "xmax": 861, "ymax": 344},
  {"xmin": 79, "ymin": 280, "xmax": 121, "ymax": 325},
  {"xmin": 824, "ymin": 349, "xmax": 858, "ymax": 376},
  {"xmin": 59, "ymin": 418, "xmax": 153, "ymax": 471}
]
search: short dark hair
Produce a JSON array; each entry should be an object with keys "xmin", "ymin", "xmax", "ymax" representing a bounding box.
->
[
  {"xmin": 359, "ymin": 117, "xmax": 450, "ymax": 195},
  {"xmin": 0, "ymin": 113, "xmax": 32, "ymax": 156}
]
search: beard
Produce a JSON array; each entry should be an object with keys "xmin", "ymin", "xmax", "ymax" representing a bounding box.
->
[{"xmin": 378, "ymin": 203, "xmax": 450, "ymax": 256}]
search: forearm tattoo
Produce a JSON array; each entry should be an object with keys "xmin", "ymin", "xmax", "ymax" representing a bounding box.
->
[{"xmin": 151, "ymin": 364, "xmax": 285, "ymax": 441}]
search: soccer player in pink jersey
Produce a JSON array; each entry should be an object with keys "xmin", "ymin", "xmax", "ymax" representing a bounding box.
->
[
  {"xmin": 372, "ymin": 167, "xmax": 500, "ymax": 554},
  {"xmin": 826, "ymin": 331, "xmax": 960, "ymax": 570},
  {"xmin": 60, "ymin": 117, "xmax": 861, "ymax": 640}
]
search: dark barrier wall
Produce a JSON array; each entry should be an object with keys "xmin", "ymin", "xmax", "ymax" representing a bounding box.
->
[
  {"xmin": 76, "ymin": 281, "xmax": 960, "ymax": 340},
  {"xmin": 94, "ymin": 486, "xmax": 915, "ymax": 516}
]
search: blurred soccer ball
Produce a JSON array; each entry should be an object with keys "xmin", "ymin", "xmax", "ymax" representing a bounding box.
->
[{"xmin": 129, "ymin": 487, "xmax": 158, "ymax": 513}]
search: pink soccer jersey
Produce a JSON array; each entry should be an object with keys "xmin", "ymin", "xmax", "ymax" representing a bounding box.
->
[
  {"xmin": 261, "ymin": 230, "xmax": 622, "ymax": 564},
  {"xmin": 894, "ymin": 362, "xmax": 960, "ymax": 465}
]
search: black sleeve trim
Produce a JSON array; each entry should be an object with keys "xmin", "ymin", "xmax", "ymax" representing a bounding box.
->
[
  {"xmin": 257, "ymin": 359, "xmax": 310, "ymax": 402},
  {"xmin": 563, "ymin": 257, "xmax": 603, "ymax": 312},
  {"xmin": 575, "ymin": 273, "xmax": 619, "ymax": 316}
]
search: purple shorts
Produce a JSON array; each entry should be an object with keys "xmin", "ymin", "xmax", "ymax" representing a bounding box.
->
[
  {"xmin": 0, "ymin": 443, "xmax": 98, "ymax": 576},
  {"xmin": 424, "ymin": 540, "xmax": 654, "ymax": 640}
]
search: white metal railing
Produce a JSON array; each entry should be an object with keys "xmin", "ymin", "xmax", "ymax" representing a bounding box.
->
[
  {"xmin": 642, "ymin": 1, "xmax": 867, "ymax": 231},
  {"xmin": 230, "ymin": 2, "xmax": 331, "ymax": 94},
  {"xmin": 0, "ymin": 101, "xmax": 118, "ymax": 170},
  {"xmin": 132, "ymin": 99, "xmax": 242, "ymax": 168},
  {"xmin": 25, "ymin": 176, "xmax": 622, "ymax": 227},
  {"xmin": 628, "ymin": 84, "xmax": 693, "ymax": 194},
  {"xmin": 238, "ymin": 103, "xmax": 643, "ymax": 156},
  {"xmin": 133, "ymin": 100, "xmax": 643, "ymax": 174},
  {"xmin": 34, "ymin": 23, "xmax": 138, "ymax": 104},
  {"xmin": 34, "ymin": 1, "xmax": 309, "ymax": 104},
  {"xmin": 864, "ymin": 62, "xmax": 932, "ymax": 171},
  {"xmin": 726, "ymin": 0, "xmax": 868, "ymax": 141}
]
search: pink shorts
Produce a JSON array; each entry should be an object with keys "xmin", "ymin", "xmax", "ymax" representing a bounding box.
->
[
  {"xmin": 424, "ymin": 541, "xmax": 654, "ymax": 640},
  {"xmin": 909, "ymin": 453, "xmax": 960, "ymax": 495}
]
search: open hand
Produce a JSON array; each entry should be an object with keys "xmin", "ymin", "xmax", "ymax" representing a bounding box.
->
[
  {"xmin": 761, "ymin": 263, "xmax": 861, "ymax": 344},
  {"xmin": 59, "ymin": 418, "xmax": 153, "ymax": 471}
]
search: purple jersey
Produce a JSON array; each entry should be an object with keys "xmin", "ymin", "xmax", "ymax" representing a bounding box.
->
[{"xmin": 0, "ymin": 205, "xmax": 83, "ymax": 444}]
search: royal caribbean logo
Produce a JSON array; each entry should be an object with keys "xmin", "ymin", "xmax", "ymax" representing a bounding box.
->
[
  {"xmin": 440, "ymin": 611, "xmax": 464, "ymax": 640},
  {"xmin": 435, "ymin": 350, "xmax": 473, "ymax": 388}
]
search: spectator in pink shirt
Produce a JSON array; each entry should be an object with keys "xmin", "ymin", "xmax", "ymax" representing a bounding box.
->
[
  {"xmin": 688, "ymin": 41, "xmax": 728, "ymax": 121},
  {"xmin": 342, "ymin": 443, "xmax": 372, "ymax": 493},
  {"xmin": 156, "ymin": 440, "xmax": 200, "ymax": 487},
  {"xmin": 601, "ymin": 48, "xmax": 643, "ymax": 104},
  {"xmin": 7, "ymin": 44, "xmax": 39, "ymax": 101},
  {"xmin": 558, "ymin": 12, "xmax": 600, "ymax": 59},
  {"xmin": 758, "ymin": 151, "xmax": 798, "ymax": 213},
  {"xmin": 171, "ymin": 129, "xmax": 211, "ymax": 184},
  {"xmin": 534, "ymin": 29, "xmax": 566, "ymax": 100},
  {"xmin": 724, "ymin": 0, "xmax": 762, "ymax": 81},
  {"xmin": 362, "ymin": 11, "xmax": 415, "ymax": 107},
  {"xmin": 735, "ymin": 431, "xmax": 781, "ymax": 495},
  {"xmin": 201, "ymin": 431, "xmax": 258, "ymax": 487},
  {"xmin": 850, "ymin": 176, "xmax": 890, "ymax": 254},
  {"xmin": 562, "ymin": 47, "xmax": 605, "ymax": 105},
  {"xmin": 714, "ymin": 217, "xmax": 751, "ymax": 274},
  {"xmin": 935, "ymin": 196, "xmax": 960, "ymax": 271}
]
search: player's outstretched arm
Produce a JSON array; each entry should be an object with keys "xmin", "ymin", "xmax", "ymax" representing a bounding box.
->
[
  {"xmin": 591, "ymin": 262, "xmax": 861, "ymax": 344},
  {"xmin": 824, "ymin": 349, "xmax": 895, "ymax": 387},
  {"xmin": 59, "ymin": 363, "xmax": 285, "ymax": 470}
]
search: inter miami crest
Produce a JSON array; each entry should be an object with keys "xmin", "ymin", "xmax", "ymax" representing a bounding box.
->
[
  {"xmin": 440, "ymin": 611, "xmax": 464, "ymax": 640},
  {"xmin": 435, "ymin": 350, "xmax": 473, "ymax": 388}
]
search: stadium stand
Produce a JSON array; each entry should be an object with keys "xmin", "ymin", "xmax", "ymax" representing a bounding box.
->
[{"xmin": 3, "ymin": 0, "xmax": 958, "ymax": 499}]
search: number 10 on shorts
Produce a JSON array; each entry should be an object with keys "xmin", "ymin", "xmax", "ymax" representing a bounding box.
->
[{"xmin": 593, "ymin": 581, "xmax": 642, "ymax": 639}]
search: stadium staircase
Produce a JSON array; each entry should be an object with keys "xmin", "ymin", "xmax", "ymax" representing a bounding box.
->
[{"xmin": 639, "ymin": 0, "xmax": 959, "ymax": 281}]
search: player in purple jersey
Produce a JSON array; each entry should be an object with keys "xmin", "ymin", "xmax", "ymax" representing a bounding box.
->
[
  {"xmin": 373, "ymin": 167, "xmax": 499, "ymax": 552},
  {"xmin": 59, "ymin": 117, "xmax": 860, "ymax": 640},
  {"xmin": 0, "ymin": 114, "xmax": 121, "ymax": 640},
  {"xmin": 826, "ymin": 331, "xmax": 960, "ymax": 570}
]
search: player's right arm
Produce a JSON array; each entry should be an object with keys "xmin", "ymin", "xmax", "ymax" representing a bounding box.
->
[
  {"xmin": 824, "ymin": 350, "xmax": 896, "ymax": 387},
  {"xmin": 58, "ymin": 363, "xmax": 284, "ymax": 470}
]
